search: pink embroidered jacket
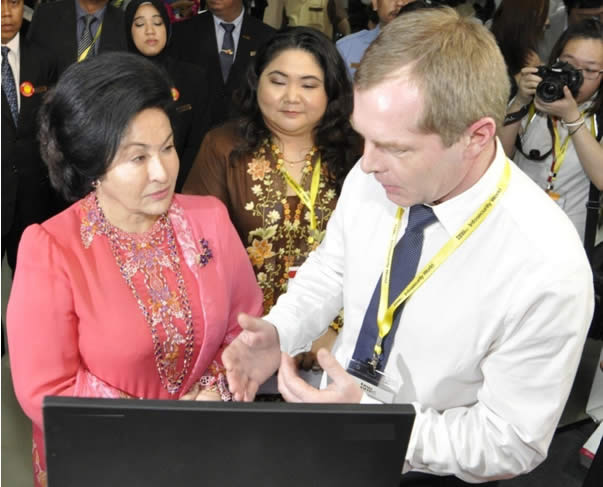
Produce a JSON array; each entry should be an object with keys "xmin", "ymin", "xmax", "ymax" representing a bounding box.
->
[{"xmin": 7, "ymin": 194, "xmax": 263, "ymax": 486}]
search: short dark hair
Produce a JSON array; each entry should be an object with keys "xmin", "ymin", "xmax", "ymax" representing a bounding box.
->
[
  {"xmin": 232, "ymin": 27, "xmax": 361, "ymax": 191},
  {"xmin": 397, "ymin": 0, "xmax": 444, "ymax": 16},
  {"xmin": 39, "ymin": 52, "xmax": 175, "ymax": 202},
  {"xmin": 565, "ymin": 0, "xmax": 603, "ymax": 12},
  {"xmin": 549, "ymin": 18, "xmax": 603, "ymax": 118}
]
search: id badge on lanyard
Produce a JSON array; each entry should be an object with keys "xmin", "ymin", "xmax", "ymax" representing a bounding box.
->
[{"xmin": 346, "ymin": 357, "xmax": 400, "ymax": 403}]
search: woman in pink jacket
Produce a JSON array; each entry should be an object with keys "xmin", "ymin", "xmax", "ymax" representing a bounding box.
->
[{"xmin": 7, "ymin": 52, "xmax": 263, "ymax": 487}]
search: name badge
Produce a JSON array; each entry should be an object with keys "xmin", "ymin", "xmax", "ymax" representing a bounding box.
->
[
  {"xmin": 345, "ymin": 357, "xmax": 399, "ymax": 403},
  {"xmin": 546, "ymin": 190, "xmax": 566, "ymax": 209}
]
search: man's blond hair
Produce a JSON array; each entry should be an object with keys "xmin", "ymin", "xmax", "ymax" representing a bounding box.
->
[{"xmin": 355, "ymin": 7, "xmax": 510, "ymax": 147}]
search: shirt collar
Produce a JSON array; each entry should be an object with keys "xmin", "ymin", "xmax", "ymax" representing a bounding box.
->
[
  {"xmin": 428, "ymin": 138, "xmax": 509, "ymax": 236},
  {"xmin": 212, "ymin": 6, "xmax": 245, "ymax": 30},
  {"xmin": 4, "ymin": 32, "xmax": 20, "ymax": 56},
  {"xmin": 75, "ymin": 0, "xmax": 107, "ymax": 22}
]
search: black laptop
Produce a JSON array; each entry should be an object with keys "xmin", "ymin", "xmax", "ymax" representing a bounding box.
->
[{"xmin": 43, "ymin": 396, "xmax": 415, "ymax": 487}]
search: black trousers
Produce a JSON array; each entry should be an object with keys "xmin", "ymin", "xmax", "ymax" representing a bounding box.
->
[{"xmin": 400, "ymin": 472, "xmax": 499, "ymax": 486}]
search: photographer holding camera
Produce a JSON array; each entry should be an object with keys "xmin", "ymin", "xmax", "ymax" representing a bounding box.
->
[{"xmin": 500, "ymin": 18, "xmax": 602, "ymax": 250}]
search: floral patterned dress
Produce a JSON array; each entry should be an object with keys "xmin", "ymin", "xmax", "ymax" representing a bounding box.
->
[{"xmin": 183, "ymin": 123, "xmax": 340, "ymax": 314}]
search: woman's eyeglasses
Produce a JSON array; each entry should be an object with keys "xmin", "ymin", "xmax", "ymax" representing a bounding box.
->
[
  {"xmin": 558, "ymin": 58, "xmax": 603, "ymax": 80},
  {"xmin": 577, "ymin": 67, "xmax": 603, "ymax": 80}
]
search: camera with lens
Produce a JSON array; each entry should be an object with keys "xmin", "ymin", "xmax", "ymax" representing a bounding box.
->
[{"xmin": 535, "ymin": 61, "xmax": 583, "ymax": 102}]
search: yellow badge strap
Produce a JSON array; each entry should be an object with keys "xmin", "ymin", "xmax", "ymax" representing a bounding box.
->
[
  {"xmin": 280, "ymin": 155, "xmax": 321, "ymax": 231},
  {"xmin": 547, "ymin": 113, "xmax": 596, "ymax": 190},
  {"xmin": 78, "ymin": 22, "xmax": 103, "ymax": 63},
  {"xmin": 373, "ymin": 160, "xmax": 512, "ymax": 358}
]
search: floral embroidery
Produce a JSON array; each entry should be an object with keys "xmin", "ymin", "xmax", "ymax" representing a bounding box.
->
[
  {"xmin": 247, "ymin": 155, "xmax": 272, "ymax": 181},
  {"xmin": 32, "ymin": 439, "xmax": 47, "ymax": 487},
  {"xmin": 247, "ymin": 238, "xmax": 276, "ymax": 268},
  {"xmin": 79, "ymin": 193, "xmax": 195, "ymax": 395},
  {"xmin": 243, "ymin": 140, "xmax": 338, "ymax": 312}
]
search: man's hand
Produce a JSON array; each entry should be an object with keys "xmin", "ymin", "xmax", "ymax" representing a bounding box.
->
[
  {"xmin": 295, "ymin": 326, "xmax": 338, "ymax": 371},
  {"xmin": 223, "ymin": 313, "xmax": 281, "ymax": 402},
  {"xmin": 278, "ymin": 348, "xmax": 362, "ymax": 403}
]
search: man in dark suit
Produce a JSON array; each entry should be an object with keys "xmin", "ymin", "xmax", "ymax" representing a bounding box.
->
[
  {"xmin": 27, "ymin": 0, "xmax": 127, "ymax": 76},
  {"xmin": 170, "ymin": 0, "xmax": 275, "ymax": 127},
  {"xmin": 2, "ymin": 0, "xmax": 57, "ymax": 273}
]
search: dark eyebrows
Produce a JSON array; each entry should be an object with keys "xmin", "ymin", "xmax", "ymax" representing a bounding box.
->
[
  {"xmin": 133, "ymin": 14, "xmax": 162, "ymax": 22},
  {"xmin": 266, "ymin": 70, "xmax": 323, "ymax": 82},
  {"xmin": 122, "ymin": 132, "xmax": 174, "ymax": 150},
  {"xmin": 561, "ymin": 53, "xmax": 600, "ymax": 67}
]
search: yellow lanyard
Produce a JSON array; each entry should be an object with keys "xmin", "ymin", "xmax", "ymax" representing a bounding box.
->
[
  {"xmin": 280, "ymin": 156, "xmax": 322, "ymax": 233},
  {"xmin": 548, "ymin": 114, "xmax": 596, "ymax": 190},
  {"xmin": 78, "ymin": 22, "xmax": 103, "ymax": 62},
  {"xmin": 373, "ymin": 160, "xmax": 512, "ymax": 358}
]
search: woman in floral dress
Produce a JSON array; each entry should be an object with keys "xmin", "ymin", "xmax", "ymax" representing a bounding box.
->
[
  {"xmin": 7, "ymin": 53, "xmax": 263, "ymax": 487},
  {"xmin": 184, "ymin": 27, "xmax": 361, "ymax": 367}
]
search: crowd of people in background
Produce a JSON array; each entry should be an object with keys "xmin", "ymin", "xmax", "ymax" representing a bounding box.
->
[
  {"xmin": 3, "ymin": 0, "xmax": 602, "ymax": 274},
  {"xmin": 2, "ymin": 1, "xmax": 602, "ymax": 486}
]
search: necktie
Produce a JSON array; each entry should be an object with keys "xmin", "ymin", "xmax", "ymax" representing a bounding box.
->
[
  {"xmin": 219, "ymin": 23, "xmax": 235, "ymax": 82},
  {"xmin": 352, "ymin": 205, "xmax": 437, "ymax": 373},
  {"xmin": 1, "ymin": 46, "xmax": 19, "ymax": 126},
  {"xmin": 78, "ymin": 14, "xmax": 95, "ymax": 60}
]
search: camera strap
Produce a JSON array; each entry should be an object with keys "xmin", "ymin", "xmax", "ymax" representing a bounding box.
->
[{"xmin": 514, "ymin": 104, "xmax": 554, "ymax": 161}]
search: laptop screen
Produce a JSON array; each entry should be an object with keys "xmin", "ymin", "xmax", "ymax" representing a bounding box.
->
[{"xmin": 43, "ymin": 396, "xmax": 415, "ymax": 487}]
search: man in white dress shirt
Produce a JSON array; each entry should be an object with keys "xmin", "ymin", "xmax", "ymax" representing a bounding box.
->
[{"xmin": 223, "ymin": 7, "xmax": 594, "ymax": 485}]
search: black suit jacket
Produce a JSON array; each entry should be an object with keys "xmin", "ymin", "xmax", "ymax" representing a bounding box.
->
[
  {"xmin": 162, "ymin": 57, "xmax": 212, "ymax": 192},
  {"xmin": 1, "ymin": 36, "xmax": 57, "ymax": 269},
  {"xmin": 169, "ymin": 11, "xmax": 275, "ymax": 127},
  {"xmin": 27, "ymin": 0, "xmax": 127, "ymax": 76}
]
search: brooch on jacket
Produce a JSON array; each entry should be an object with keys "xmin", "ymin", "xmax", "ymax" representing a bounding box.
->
[{"xmin": 198, "ymin": 239, "xmax": 213, "ymax": 267}]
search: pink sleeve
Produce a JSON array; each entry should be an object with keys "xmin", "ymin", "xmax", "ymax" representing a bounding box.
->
[
  {"xmin": 7, "ymin": 224, "xmax": 81, "ymax": 429},
  {"xmin": 215, "ymin": 201, "xmax": 264, "ymax": 367},
  {"xmin": 197, "ymin": 204, "xmax": 263, "ymax": 400}
]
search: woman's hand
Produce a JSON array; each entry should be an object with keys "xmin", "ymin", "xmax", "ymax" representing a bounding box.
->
[
  {"xmin": 534, "ymin": 85, "xmax": 581, "ymax": 124},
  {"xmin": 193, "ymin": 390, "xmax": 222, "ymax": 401},
  {"xmin": 516, "ymin": 66, "xmax": 542, "ymax": 106},
  {"xmin": 180, "ymin": 384, "xmax": 222, "ymax": 401}
]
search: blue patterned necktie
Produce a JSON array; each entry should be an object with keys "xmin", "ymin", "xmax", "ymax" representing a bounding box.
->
[
  {"xmin": 2, "ymin": 46, "xmax": 19, "ymax": 126},
  {"xmin": 351, "ymin": 205, "xmax": 437, "ymax": 373},
  {"xmin": 219, "ymin": 23, "xmax": 235, "ymax": 82},
  {"xmin": 78, "ymin": 14, "xmax": 95, "ymax": 59}
]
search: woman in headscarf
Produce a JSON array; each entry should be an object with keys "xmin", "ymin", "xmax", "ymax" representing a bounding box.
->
[{"xmin": 125, "ymin": 0, "xmax": 212, "ymax": 190}]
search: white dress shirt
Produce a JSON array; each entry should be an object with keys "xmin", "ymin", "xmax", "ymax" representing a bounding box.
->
[
  {"xmin": 3, "ymin": 33, "xmax": 21, "ymax": 110},
  {"xmin": 212, "ymin": 7, "xmax": 245, "ymax": 61},
  {"xmin": 266, "ymin": 140, "xmax": 594, "ymax": 482}
]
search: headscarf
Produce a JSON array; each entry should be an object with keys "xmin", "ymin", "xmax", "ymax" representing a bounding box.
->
[{"xmin": 125, "ymin": 0, "xmax": 173, "ymax": 65}]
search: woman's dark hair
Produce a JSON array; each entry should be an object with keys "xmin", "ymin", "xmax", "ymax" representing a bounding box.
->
[
  {"xmin": 549, "ymin": 18, "xmax": 603, "ymax": 118},
  {"xmin": 38, "ymin": 52, "xmax": 175, "ymax": 202},
  {"xmin": 232, "ymin": 27, "xmax": 361, "ymax": 192},
  {"xmin": 125, "ymin": 0, "xmax": 172, "ymax": 61},
  {"xmin": 491, "ymin": 0, "xmax": 550, "ymax": 76}
]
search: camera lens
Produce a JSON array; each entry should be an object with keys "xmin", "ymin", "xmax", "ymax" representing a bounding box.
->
[{"xmin": 537, "ymin": 81, "xmax": 562, "ymax": 103}]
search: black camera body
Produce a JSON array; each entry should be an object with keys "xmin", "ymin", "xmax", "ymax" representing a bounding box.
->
[{"xmin": 536, "ymin": 61, "xmax": 583, "ymax": 102}]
